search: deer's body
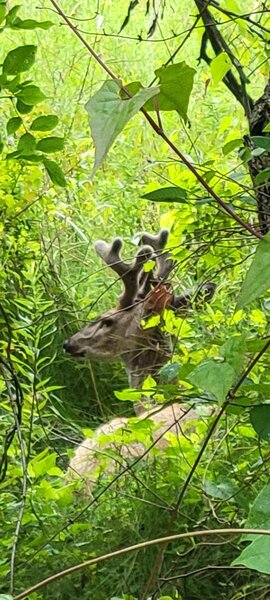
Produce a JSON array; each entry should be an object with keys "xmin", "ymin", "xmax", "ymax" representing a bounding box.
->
[{"xmin": 64, "ymin": 230, "xmax": 215, "ymax": 493}]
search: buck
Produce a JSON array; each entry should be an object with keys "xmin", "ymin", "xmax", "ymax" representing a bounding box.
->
[{"xmin": 64, "ymin": 229, "xmax": 215, "ymax": 491}]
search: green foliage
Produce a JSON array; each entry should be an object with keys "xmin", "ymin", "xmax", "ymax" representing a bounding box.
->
[{"xmin": 1, "ymin": 1, "xmax": 270, "ymax": 599}]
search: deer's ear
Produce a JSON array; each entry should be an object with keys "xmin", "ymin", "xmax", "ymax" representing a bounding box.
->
[{"xmin": 145, "ymin": 283, "xmax": 173, "ymax": 314}]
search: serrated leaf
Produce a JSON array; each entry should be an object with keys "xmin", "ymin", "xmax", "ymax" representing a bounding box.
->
[
  {"xmin": 3, "ymin": 45, "xmax": 37, "ymax": 75},
  {"xmin": 85, "ymin": 79, "xmax": 160, "ymax": 176},
  {"xmin": 43, "ymin": 158, "xmax": 67, "ymax": 187},
  {"xmin": 16, "ymin": 84, "xmax": 46, "ymax": 105},
  {"xmin": 142, "ymin": 186, "xmax": 188, "ymax": 203},
  {"xmin": 210, "ymin": 52, "xmax": 232, "ymax": 86},
  {"xmin": 16, "ymin": 99, "xmax": 33, "ymax": 114},
  {"xmin": 188, "ymin": 360, "xmax": 235, "ymax": 403},
  {"xmin": 250, "ymin": 405, "xmax": 270, "ymax": 441},
  {"xmin": 236, "ymin": 232, "xmax": 270, "ymax": 310},
  {"xmin": 11, "ymin": 18, "xmax": 54, "ymax": 30},
  {"xmin": 30, "ymin": 115, "xmax": 59, "ymax": 131},
  {"xmin": 251, "ymin": 136, "xmax": 270, "ymax": 152},
  {"xmin": 36, "ymin": 136, "xmax": 64, "ymax": 153},
  {"xmin": 17, "ymin": 132, "xmax": 36, "ymax": 155},
  {"xmin": 7, "ymin": 116, "xmax": 22, "ymax": 134}
]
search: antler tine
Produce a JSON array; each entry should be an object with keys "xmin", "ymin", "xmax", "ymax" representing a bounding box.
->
[
  {"xmin": 140, "ymin": 229, "xmax": 174, "ymax": 281},
  {"xmin": 94, "ymin": 238, "xmax": 153, "ymax": 309}
]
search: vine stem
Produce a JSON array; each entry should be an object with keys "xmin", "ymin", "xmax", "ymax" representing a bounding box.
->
[
  {"xmin": 13, "ymin": 527, "xmax": 270, "ymax": 600},
  {"xmin": 49, "ymin": 0, "xmax": 262, "ymax": 240}
]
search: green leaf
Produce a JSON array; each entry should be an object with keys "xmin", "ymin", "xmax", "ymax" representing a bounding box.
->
[
  {"xmin": 263, "ymin": 123, "xmax": 270, "ymax": 133},
  {"xmin": 146, "ymin": 61, "xmax": 195, "ymax": 121},
  {"xmin": 0, "ymin": 595, "xmax": 14, "ymax": 600},
  {"xmin": 188, "ymin": 360, "xmax": 235, "ymax": 403},
  {"xmin": 3, "ymin": 45, "xmax": 37, "ymax": 75},
  {"xmin": 222, "ymin": 138, "xmax": 242, "ymax": 156},
  {"xmin": 204, "ymin": 479, "xmax": 237, "ymax": 500},
  {"xmin": 16, "ymin": 84, "xmax": 46, "ymax": 105},
  {"xmin": 251, "ymin": 136, "xmax": 270, "ymax": 152},
  {"xmin": 85, "ymin": 79, "xmax": 159, "ymax": 176},
  {"xmin": 210, "ymin": 52, "xmax": 232, "ymax": 86},
  {"xmin": 220, "ymin": 334, "xmax": 246, "ymax": 377},
  {"xmin": 114, "ymin": 388, "xmax": 143, "ymax": 402},
  {"xmin": 36, "ymin": 136, "xmax": 65, "ymax": 153},
  {"xmin": 232, "ymin": 536, "xmax": 270, "ymax": 574},
  {"xmin": 255, "ymin": 168, "xmax": 270, "ymax": 185},
  {"xmin": 6, "ymin": 116, "xmax": 22, "ymax": 134},
  {"xmin": 16, "ymin": 99, "xmax": 33, "ymax": 114},
  {"xmin": 142, "ymin": 186, "xmax": 188, "ymax": 203},
  {"xmin": 236, "ymin": 231, "xmax": 270, "ymax": 310},
  {"xmin": 17, "ymin": 133, "xmax": 36, "ymax": 155},
  {"xmin": 5, "ymin": 4, "xmax": 20, "ymax": 26},
  {"xmin": 250, "ymin": 405, "xmax": 270, "ymax": 441},
  {"xmin": 11, "ymin": 18, "xmax": 54, "ymax": 30},
  {"xmin": 30, "ymin": 115, "xmax": 59, "ymax": 131},
  {"xmin": 0, "ymin": 4, "xmax": 6, "ymax": 24},
  {"xmin": 19, "ymin": 154, "xmax": 43, "ymax": 163},
  {"xmin": 159, "ymin": 362, "xmax": 181, "ymax": 383},
  {"xmin": 233, "ymin": 484, "xmax": 270, "ymax": 573},
  {"xmin": 43, "ymin": 158, "xmax": 67, "ymax": 187}
]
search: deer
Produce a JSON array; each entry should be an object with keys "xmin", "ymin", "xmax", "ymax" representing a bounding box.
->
[{"xmin": 63, "ymin": 229, "xmax": 216, "ymax": 493}]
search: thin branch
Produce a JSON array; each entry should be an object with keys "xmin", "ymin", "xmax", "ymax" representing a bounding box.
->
[
  {"xmin": 48, "ymin": 0, "xmax": 262, "ymax": 241},
  {"xmin": 13, "ymin": 527, "xmax": 270, "ymax": 600}
]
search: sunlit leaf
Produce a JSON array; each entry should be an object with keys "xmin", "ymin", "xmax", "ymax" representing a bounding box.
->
[
  {"xmin": 17, "ymin": 132, "xmax": 36, "ymax": 155},
  {"xmin": 85, "ymin": 79, "xmax": 159, "ymax": 176},
  {"xmin": 3, "ymin": 45, "xmax": 37, "ymax": 75},
  {"xmin": 11, "ymin": 18, "xmax": 54, "ymax": 30},
  {"xmin": 210, "ymin": 52, "xmax": 232, "ymax": 86},
  {"xmin": 188, "ymin": 360, "xmax": 235, "ymax": 403},
  {"xmin": 236, "ymin": 232, "xmax": 270, "ymax": 310},
  {"xmin": 16, "ymin": 84, "xmax": 46, "ymax": 105}
]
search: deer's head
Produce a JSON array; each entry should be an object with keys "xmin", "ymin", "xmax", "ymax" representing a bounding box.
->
[{"xmin": 63, "ymin": 230, "xmax": 215, "ymax": 387}]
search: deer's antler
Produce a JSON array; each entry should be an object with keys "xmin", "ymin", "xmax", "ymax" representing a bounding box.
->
[{"xmin": 94, "ymin": 238, "xmax": 153, "ymax": 309}]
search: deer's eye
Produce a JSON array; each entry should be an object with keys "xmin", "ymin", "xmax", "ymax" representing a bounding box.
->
[{"xmin": 102, "ymin": 317, "xmax": 114, "ymax": 328}]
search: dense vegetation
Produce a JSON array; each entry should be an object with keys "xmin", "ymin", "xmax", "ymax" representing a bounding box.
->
[{"xmin": 1, "ymin": 1, "xmax": 270, "ymax": 599}]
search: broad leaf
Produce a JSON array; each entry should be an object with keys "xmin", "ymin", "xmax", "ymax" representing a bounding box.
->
[
  {"xmin": 204, "ymin": 478, "xmax": 237, "ymax": 500},
  {"xmin": 6, "ymin": 116, "xmax": 22, "ymax": 134},
  {"xmin": 236, "ymin": 231, "xmax": 270, "ymax": 310},
  {"xmin": 251, "ymin": 136, "xmax": 270, "ymax": 152},
  {"xmin": 220, "ymin": 334, "xmax": 246, "ymax": 378},
  {"xmin": 36, "ymin": 137, "xmax": 64, "ymax": 153},
  {"xmin": 17, "ymin": 133, "xmax": 36, "ymax": 155},
  {"xmin": 142, "ymin": 186, "xmax": 188, "ymax": 203},
  {"xmin": 222, "ymin": 138, "xmax": 242, "ymax": 155},
  {"xmin": 250, "ymin": 404, "xmax": 270, "ymax": 441},
  {"xmin": 3, "ymin": 45, "xmax": 37, "ymax": 75},
  {"xmin": 159, "ymin": 362, "xmax": 181, "ymax": 383},
  {"xmin": 255, "ymin": 168, "xmax": 270, "ymax": 184},
  {"xmin": 16, "ymin": 99, "xmax": 33, "ymax": 114},
  {"xmin": 233, "ymin": 484, "xmax": 270, "ymax": 573},
  {"xmin": 188, "ymin": 360, "xmax": 235, "ymax": 403},
  {"xmin": 30, "ymin": 115, "xmax": 59, "ymax": 131},
  {"xmin": 43, "ymin": 158, "xmax": 67, "ymax": 187},
  {"xmin": 16, "ymin": 84, "xmax": 46, "ymax": 105},
  {"xmin": 210, "ymin": 52, "xmax": 232, "ymax": 86},
  {"xmin": 233, "ymin": 536, "xmax": 270, "ymax": 574},
  {"xmin": 0, "ymin": 4, "xmax": 6, "ymax": 24},
  {"xmin": 85, "ymin": 79, "xmax": 159, "ymax": 176}
]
